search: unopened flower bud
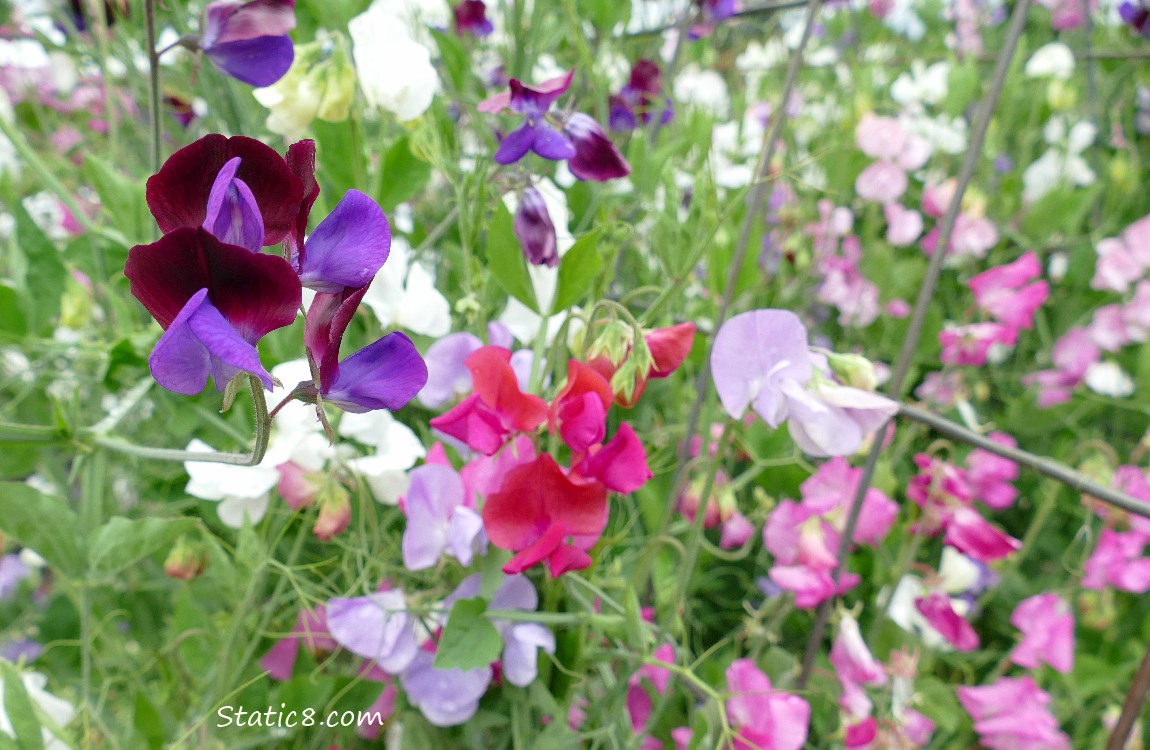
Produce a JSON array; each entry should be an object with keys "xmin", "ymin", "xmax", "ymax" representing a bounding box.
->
[
  {"xmin": 514, "ymin": 185, "xmax": 558, "ymax": 267},
  {"xmin": 164, "ymin": 538, "xmax": 207, "ymax": 581},
  {"xmin": 824, "ymin": 351, "xmax": 879, "ymax": 391},
  {"xmin": 313, "ymin": 484, "xmax": 351, "ymax": 541}
]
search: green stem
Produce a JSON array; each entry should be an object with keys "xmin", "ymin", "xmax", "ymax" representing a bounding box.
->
[{"xmin": 0, "ymin": 422, "xmax": 70, "ymax": 443}]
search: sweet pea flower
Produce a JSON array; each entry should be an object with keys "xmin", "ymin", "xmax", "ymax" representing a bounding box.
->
[
  {"xmin": 726, "ymin": 659, "xmax": 810, "ymax": 750},
  {"xmin": 453, "ymin": 0, "xmax": 493, "ymax": 36},
  {"xmin": 938, "ymin": 322, "xmax": 1018, "ymax": 367},
  {"xmin": 0, "ymin": 555, "xmax": 30, "ymax": 600},
  {"xmin": 402, "ymin": 650, "xmax": 491, "ymax": 726},
  {"xmin": 563, "ymin": 113, "xmax": 631, "ymax": 182},
  {"xmin": 610, "ymin": 59, "xmax": 671, "ymax": 131},
  {"xmin": 486, "ymin": 70, "xmax": 577, "ymax": 164},
  {"xmin": 0, "ymin": 672, "xmax": 75, "ymax": 750},
  {"xmin": 914, "ymin": 591, "xmax": 979, "ymax": 651},
  {"xmin": 196, "ymin": 0, "xmax": 296, "ymax": 87},
  {"xmin": 1091, "ymin": 214, "xmax": 1150, "ymax": 293},
  {"xmin": 514, "ymin": 185, "xmax": 558, "ymax": 267},
  {"xmin": 260, "ymin": 605, "xmax": 338, "ymax": 680},
  {"xmin": 968, "ymin": 251, "xmax": 1049, "ymax": 330},
  {"xmin": 361, "ymin": 237, "xmax": 452, "ymax": 338},
  {"xmin": 401, "ymin": 464, "xmax": 487, "ymax": 570},
  {"xmin": 1121, "ymin": 1, "xmax": 1150, "ymax": 36},
  {"xmin": 1082, "ymin": 528, "xmax": 1150, "ymax": 593},
  {"xmin": 884, "ymin": 203, "xmax": 924, "ymax": 246},
  {"xmin": 1010, "ymin": 593, "xmax": 1074, "ymax": 673},
  {"xmin": 348, "ymin": 3, "xmax": 439, "ymax": 121},
  {"xmin": 957, "ymin": 677, "xmax": 1070, "ymax": 750},
  {"xmin": 327, "ymin": 589, "xmax": 418, "ymax": 674},
  {"xmin": 341, "ymin": 409, "xmax": 427, "ymax": 504},
  {"xmin": 965, "ymin": 432, "xmax": 1019, "ymax": 510},
  {"xmin": 1022, "ymin": 117, "xmax": 1097, "ymax": 204},
  {"xmin": 830, "ymin": 612, "xmax": 886, "ymax": 686}
]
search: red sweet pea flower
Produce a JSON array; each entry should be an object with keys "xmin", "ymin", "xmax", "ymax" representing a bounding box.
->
[
  {"xmin": 431, "ymin": 347, "xmax": 547, "ymax": 454},
  {"xmin": 549, "ymin": 360, "xmax": 613, "ymax": 454},
  {"xmin": 482, "ymin": 453, "xmax": 608, "ymax": 577}
]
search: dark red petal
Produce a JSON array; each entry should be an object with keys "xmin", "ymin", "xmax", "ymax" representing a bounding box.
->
[
  {"xmin": 286, "ymin": 139, "xmax": 319, "ymax": 264},
  {"xmin": 146, "ymin": 133, "xmax": 303, "ymax": 246},
  {"xmin": 466, "ymin": 346, "xmax": 548, "ymax": 433},
  {"xmin": 125, "ymin": 227, "xmax": 301, "ymax": 342},
  {"xmin": 304, "ymin": 284, "xmax": 369, "ymax": 391}
]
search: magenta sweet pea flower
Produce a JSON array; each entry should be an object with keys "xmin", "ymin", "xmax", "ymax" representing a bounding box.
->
[
  {"xmin": 957, "ymin": 677, "xmax": 1071, "ymax": 750},
  {"xmin": 726, "ymin": 659, "xmax": 810, "ymax": 750},
  {"xmin": 453, "ymin": 0, "xmax": 493, "ymax": 36},
  {"xmin": 969, "ymin": 251, "xmax": 1049, "ymax": 330},
  {"xmin": 198, "ymin": 0, "xmax": 296, "ymax": 87},
  {"xmin": 830, "ymin": 613, "xmax": 886, "ymax": 687},
  {"xmin": 260, "ymin": 605, "xmax": 338, "ymax": 680},
  {"xmin": 1010, "ymin": 593, "xmax": 1074, "ymax": 673},
  {"xmin": 125, "ymin": 227, "xmax": 301, "ymax": 394},
  {"xmin": 1082, "ymin": 528, "xmax": 1150, "ymax": 592},
  {"xmin": 914, "ymin": 591, "xmax": 979, "ymax": 651},
  {"xmin": 146, "ymin": 134, "xmax": 304, "ymax": 246}
]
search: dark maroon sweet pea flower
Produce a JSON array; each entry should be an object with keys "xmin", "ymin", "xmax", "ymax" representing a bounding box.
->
[
  {"xmin": 491, "ymin": 70, "xmax": 577, "ymax": 165},
  {"xmin": 609, "ymin": 59, "xmax": 672, "ymax": 132},
  {"xmin": 564, "ymin": 113, "xmax": 631, "ymax": 182},
  {"xmin": 147, "ymin": 134, "xmax": 304, "ymax": 246},
  {"xmin": 453, "ymin": 0, "xmax": 493, "ymax": 36},
  {"xmin": 514, "ymin": 186, "xmax": 557, "ymax": 267},
  {"xmin": 125, "ymin": 227, "xmax": 301, "ymax": 393},
  {"xmin": 285, "ymin": 139, "xmax": 320, "ymax": 263},
  {"xmin": 203, "ymin": 156, "xmax": 264, "ymax": 252},
  {"xmin": 1120, "ymin": 1, "xmax": 1150, "ymax": 37},
  {"xmin": 199, "ymin": 0, "xmax": 296, "ymax": 87},
  {"xmin": 302, "ymin": 286, "xmax": 428, "ymax": 413},
  {"xmin": 297, "ymin": 190, "xmax": 391, "ymax": 293}
]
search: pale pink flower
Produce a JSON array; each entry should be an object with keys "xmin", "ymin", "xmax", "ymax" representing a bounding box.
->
[
  {"xmin": 856, "ymin": 161, "xmax": 908, "ymax": 203},
  {"xmin": 830, "ymin": 612, "xmax": 886, "ymax": 686},
  {"xmin": 884, "ymin": 203, "xmax": 924, "ymax": 246},
  {"xmin": 1082, "ymin": 528, "xmax": 1150, "ymax": 593}
]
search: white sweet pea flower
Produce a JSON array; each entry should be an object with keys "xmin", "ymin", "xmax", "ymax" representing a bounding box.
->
[
  {"xmin": 348, "ymin": 4, "xmax": 438, "ymax": 122},
  {"xmin": 1022, "ymin": 116, "xmax": 1096, "ymax": 203},
  {"xmin": 882, "ymin": 0, "xmax": 926, "ymax": 41},
  {"xmin": 1025, "ymin": 42, "xmax": 1075, "ymax": 80},
  {"xmin": 361, "ymin": 238, "xmax": 451, "ymax": 337},
  {"xmin": 890, "ymin": 61, "xmax": 950, "ymax": 110},
  {"xmin": 1085, "ymin": 361, "xmax": 1135, "ymax": 398},
  {"xmin": 673, "ymin": 65, "xmax": 730, "ymax": 117},
  {"xmin": 185, "ymin": 439, "xmax": 279, "ymax": 527},
  {"xmin": 0, "ymin": 671, "xmax": 74, "ymax": 750}
]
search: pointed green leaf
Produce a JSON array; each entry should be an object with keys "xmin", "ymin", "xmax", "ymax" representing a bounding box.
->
[
  {"xmin": 552, "ymin": 230, "xmax": 602, "ymax": 314},
  {"xmin": 11, "ymin": 205, "xmax": 66, "ymax": 336},
  {"xmin": 435, "ymin": 598, "xmax": 503, "ymax": 671},
  {"xmin": 88, "ymin": 517, "xmax": 196, "ymax": 577},
  {"xmin": 376, "ymin": 135, "xmax": 433, "ymax": 213},
  {"xmin": 0, "ymin": 282, "xmax": 26, "ymax": 336},
  {"xmin": 485, "ymin": 202, "xmax": 538, "ymax": 312},
  {"xmin": 0, "ymin": 483, "xmax": 83, "ymax": 578}
]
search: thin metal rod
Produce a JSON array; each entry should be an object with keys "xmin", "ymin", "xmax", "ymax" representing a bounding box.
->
[
  {"xmin": 627, "ymin": 0, "xmax": 811, "ymax": 37},
  {"xmin": 145, "ymin": 0, "xmax": 162, "ymax": 173},
  {"xmin": 898, "ymin": 403, "xmax": 1150, "ymax": 520},
  {"xmin": 796, "ymin": 0, "xmax": 1032, "ymax": 689},
  {"xmin": 1107, "ymin": 638, "xmax": 1150, "ymax": 750}
]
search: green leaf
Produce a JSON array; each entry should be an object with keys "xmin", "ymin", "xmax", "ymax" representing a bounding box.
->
[
  {"xmin": 485, "ymin": 202, "xmax": 538, "ymax": 312},
  {"xmin": 88, "ymin": 517, "xmax": 196, "ymax": 577},
  {"xmin": 551, "ymin": 231, "xmax": 602, "ymax": 314},
  {"xmin": 11, "ymin": 205, "xmax": 66, "ymax": 336},
  {"xmin": 1, "ymin": 662, "xmax": 44, "ymax": 750},
  {"xmin": 0, "ymin": 282, "xmax": 26, "ymax": 336},
  {"xmin": 133, "ymin": 691, "xmax": 166, "ymax": 750},
  {"xmin": 435, "ymin": 598, "xmax": 503, "ymax": 671},
  {"xmin": 430, "ymin": 28, "xmax": 470, "ymax": 92},
  {"xmin": 0, "ymin": 483, "xmax": 84, "ymax": 578},
  {"xmin": 376, "ymin": 135, "xmax": 433, "ymax": 213},
  {"xmin": 83, "ymin": 155, "xmax": 149, "ymax": 244}
]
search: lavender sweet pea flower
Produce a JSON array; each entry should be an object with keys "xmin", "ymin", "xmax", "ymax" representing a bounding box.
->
[
  {"xmin": 700, "ymin": 0, "xmax": 738, "ymax": 21},
  {"xmin": 402, "ymin": 464, "xmax": 487, "ymax": 570},
  {"xmin": 492, "ymin": 71, "xmax": 577, "ymax": 165},
  {"xmin": 563, "ymin": 113, "xmax": 631, "ymax": 182},
  {"xmin": 0, "ymin": 555, "xmax": 30, "ymax": 601},
  {"xmin": 202, "ymin": 157, "xmax": 263, "ymax": 252},
  {"xmin": 199, "ymin": 0, "xmax": 296, "ymax": 87},
  {"xmin": 401, "ymin": 650, "xmax": 492, "ymax": 726},
  {"xmin": 327, "ymin": 590, "xmax": 418, "ymax": 674},
  {"xmin": 419, "ymin": 332, "xmax": 484, "ymax": 408},
  {"xmin": 297, "ymin": 190, "xmax": 391, "ymax": 293},
  {"xmin": 514, "ymin": 185, "xmax": 558, "ymax": 267}
]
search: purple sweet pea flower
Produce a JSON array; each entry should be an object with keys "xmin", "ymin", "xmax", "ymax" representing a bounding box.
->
[
  {"xmin": 125, "ymin": 227, "xmax": 302, "ymax": 395},
  {"xmin": 0, "ymin": 554, "xmax": 30, "ymax": 600},
  {"xmin": 609, "ymin": 59, "xmax": 672, "ymax": 132},
  {"xmin": 199, "ymin": 0, "xmax": 296, "ymax": 87},
  {"xmin": 453, "ymin": 0, "xmax": 493, "ymax": 37},
  {"xmin": 563, "ymin": 113, "xmax": 631, "ymax": 182},
  {"xmin": 297, "ymin": 190, "xmax": 391, "ymax": 293},
  {"xmin": 402, "ymin": 464, "xmax": 488, "ymax": 570},
  {"xmin": 0, "ymin": 639, "xmax": 42, "ymax": 663},
  {"xmin": 489, "ymin": 70, "xmax": 577, "ymax": 165},
  {"xmin": 1120, "ymin": 2, "xmax": 1150, "ymax": 37},
  {"xmin": 401, "ymin": 650, "xmax": 492, "ymax": 726},
  {"xmin": 419, "ymin": 332, "xmax": 484, "ymax": 408},
  {"xmin": 514, "ymin": 185, "xmax": 558, "ymax": 267},
  {"xmin": 202, "ymin": 157, "xmax": 264, "ymax": 252},
  {"xmin": 699, "ymin": 0, "xmax": 739, "ymax": 21},
  {"xmin": 327, "ymin": 589, "xmax": 419, "ymax": 674}
]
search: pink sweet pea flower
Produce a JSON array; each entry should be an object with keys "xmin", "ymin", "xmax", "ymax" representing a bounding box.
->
[
  {"xmin": 1082, "ymin": 528, "xmax": 1150, "ymax": 593},
  {"xmin": 965, "ymin": 432, "xmax": 1019, "ymax": 510},
  {"xmin": 884, "ymin": 203, "xmax": 924, "ymax": 246},
  {"xmin": 914, "ymin": 591, "xmax": 979, "ymax": 651},
  {"xmin": 938, "ymin": 322, "xmax": 1018, "ymax": 366},
  {"xmin": 856, "ymin": 113, "xmax": 907, "ymax": 161},
  {"xmin": 726, "ymin": 659, "xmax": 810, "ymax": 750},
  {"xmin": 957, "ymin": 676, "xmax": 1071, "ymax": 750},
  {"xmin": 855, "ymin": 161, "xmax": 908, "ymax": 203},
  {"xmin": 968, "ymin": 251, "xmax": 1050, "ymax": 330},
  {"xmin": 830, "ymin": 613, "xmax": 886, "ymax": 686},
  {"xmin": 1092, "ymin": 237, "xmax": 1143, "ymax": 293},
  {"xmin": 1010, "ymin": 593, "xmax": 1074, "ymax": 673}
]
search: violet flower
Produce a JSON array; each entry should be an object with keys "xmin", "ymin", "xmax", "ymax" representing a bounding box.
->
[
  {"xmin": 610, "ymin": 59, "xmax": 671, "ymax": 131},
  {"xmin": 202, "ymin": 156, "xmax": 264, "ymax": 252},
  {"xmin": 401, "ymin": 650, "xmax": 492, "ymax": 727},
  {"xmin": 1120, "ymin": 1, "xmax": 1150, "ymax": 37},
  {"xmin": 0, "ymin": 555, "xmax": 30, "ymax": 601},
  {"xmin": 297, "ymin": 189, "xmax": 392, "ymax": 292},
  {"xmin": 198, "ymin": 0, "xmax": 296, "ymax": 87},
  {"xmin": 326, "ymin": 589, "xmax": 419, "ymax": 674},
  {"xmin": 488, "ymin": 70, "xmax": 577, "ymax": 165},
  {"xmin": 125, "ymin": 227, "xmax": 301, "ymax": 394},
  {"xmin": 514, "ymin": 185, "xmax": 558, "ymax": 267},
  {"xmin": 401, "ymin": 464, "xmax": 487, "ymax": 570},
  {"xmin": 453, "ymin": 0, "xmax": 493, "ymax": 37}
]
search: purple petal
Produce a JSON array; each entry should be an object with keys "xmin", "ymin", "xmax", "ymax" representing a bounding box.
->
[
  {"xmin": 304, "ymin": 285, "xmax": 369, "ymax": 393},
  {"xmin": 205, "ymin": 35, "xmax": 295, "ymax": 87},
  {"xmin": 401, "ymin": 650, "xmax": 491, "ymax": 727},
  {"xmin": 149, "ymin": 288, "xmax": 274, "ymax": 395},
  {"xmin": 564, "ymin": 113, "xmax": 629, "ymax": 181},
  {"xmin": 447, "ymin": 507, "xmax": 487, "ymax": 566},
  {"xmin": 324, "ymin": 332, "xmax": 429, "ymax": 413},
  {"xmin": 532, "ymin": 125, "xmax": 577, "ymax": 162},
  {"xmin": 711, "ymin": 309, "xmax": 812, "ymax": 422},
  {"xmin": 494, "ymin": 123, "xmax": 537, "ymax": 165},
  {"xmin": 402, "ymin": 464, "xmax": 466, "ymax": 570},
  {"xmin": 501, "ymin": 622, "xmax": 555, "ymax": 687},
  {"xmin": 327, "ymin": 591, "xmax": 418, "ymax": 674},
  {"xmin": 490, "ymin": 573, "xmax": 538, "ymax": 611},
  {"xmin": 203, "ymin": 157, "xmax": 264, "ymax": 252},
  {"xmin": 299, "ymin": 190, "xmax": 391, "ymax": 292},
  {"xmin": 204, "ymin": 0, "xmax": 296, "ymax": 47},
  {"xmin": 0, "ymin": 555, "xmax": 30, "ymax": 600},
  {"xmin": 417, "ymin": 332, "xmax": 483, "ymax": 409},
  {"xmin": 514, "ymin": 186, "xmax": 558, "ymax": 267},
  {"xmin": 507, "ymin": 71, "xmax": 574, "ymax": 115}
]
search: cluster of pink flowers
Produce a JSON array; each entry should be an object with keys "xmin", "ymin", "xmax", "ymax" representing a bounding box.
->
[
  {"xmin": 805, "ymin": 200, "xmax": 883, "ymax": 327},
  {"xmin": 940, "ymin": 251, "xmax": 1049, "ymax": 367},
  {"xmin": 763, "ymin": 458, "xmax": 898, "ymax": 608},
  {"xmin": 1082, "ymin": 465, "xmax": 1150, "ymax": 593},
  {"xmin": 919, "ymin": 179, "xmax": 999, "ymax": 263}
]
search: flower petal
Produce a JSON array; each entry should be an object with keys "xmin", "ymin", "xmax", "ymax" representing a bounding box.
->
[
  {"xmin": 205, "ymin": 35, "xmax": 295, "ymax": 88},
  {"xmin": 300, "ymin": 190, "xmax": 391, "ymax": 292},
  {"xmin": 324, "ymin": 332, "xmax": 428, "ymax": 413}
]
